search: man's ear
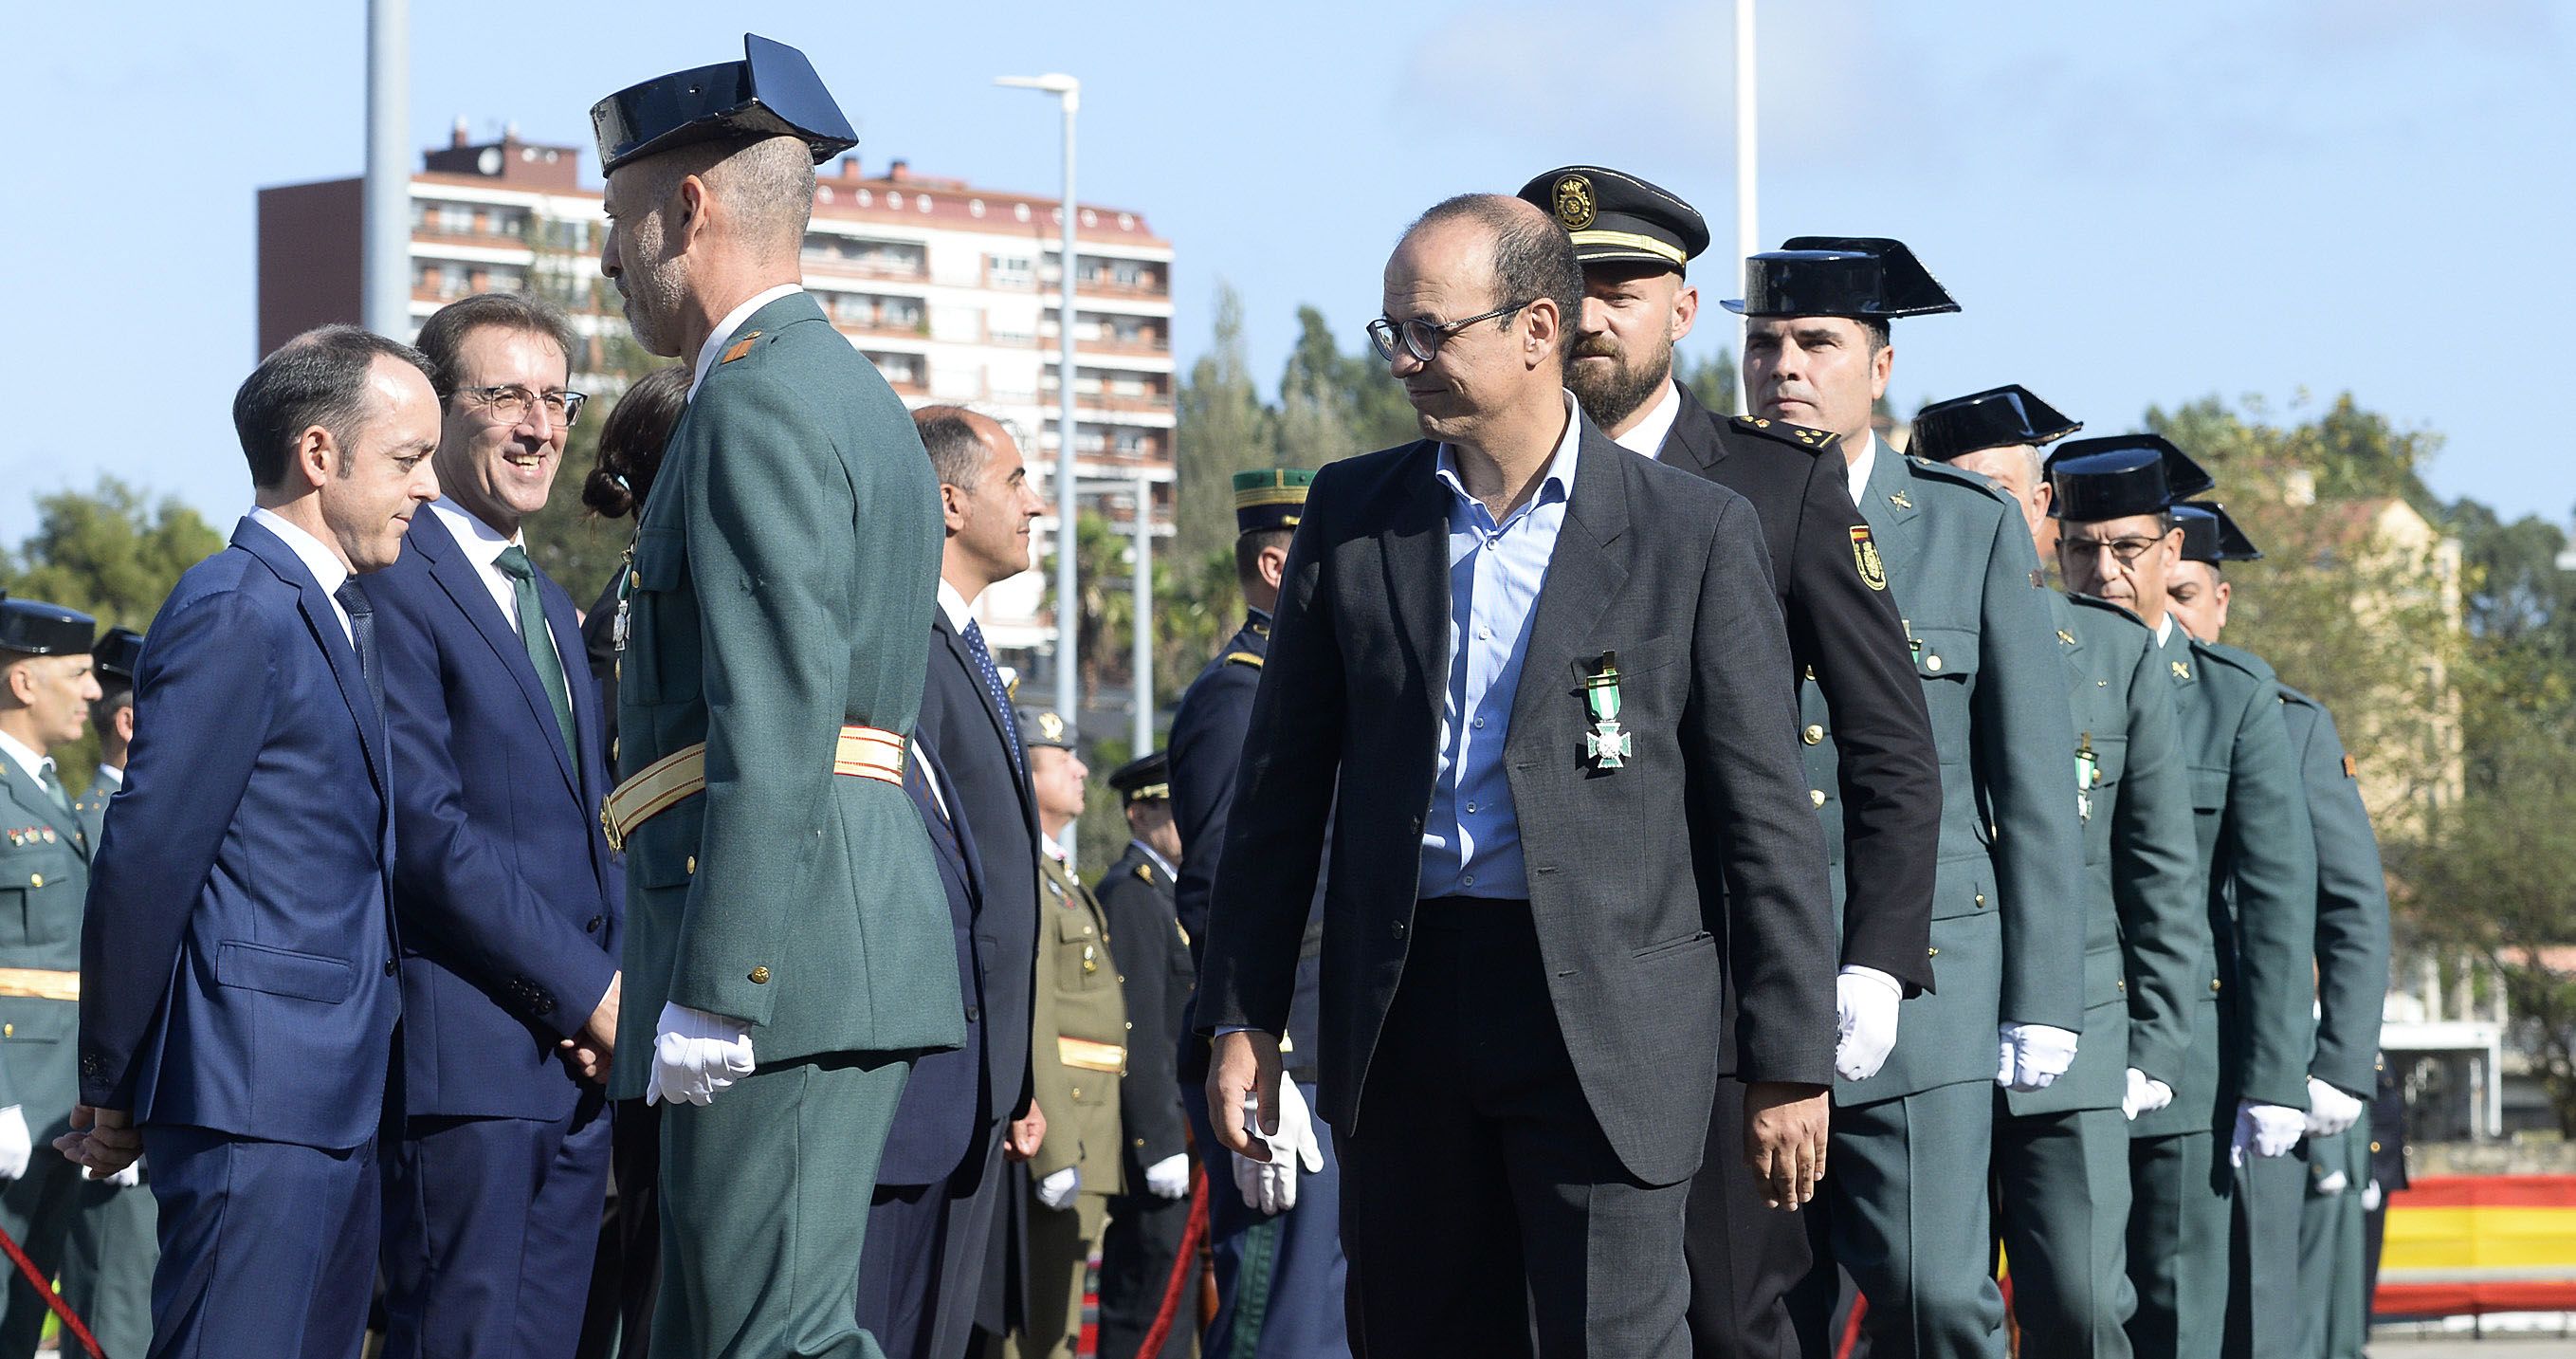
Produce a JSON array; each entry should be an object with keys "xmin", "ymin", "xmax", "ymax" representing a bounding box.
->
[
  {"xmin": 939, "ymin": 482, "xmax": 970, "ymax": 535},
  {"xmin": 1259, "ymin": 543, "xmax": 1289, "ymax": 593},
  {"xmin": 1526, "ymin": 297, "xmax": 1563, "ymax": 371},
  {"xmin": 115, "ymin": 704, "xmax": 135, "ymax": 744},
  {"xmin": 1670, "ymin": 281, "xmax": 1700, "ymax": 343},
  {"xmin": 293, "ymin": 426, "xmax": 338, "ymax": 490},
  {"xmin": 677, "ymin": 174, "xmax": 714, "ymax": 250}
]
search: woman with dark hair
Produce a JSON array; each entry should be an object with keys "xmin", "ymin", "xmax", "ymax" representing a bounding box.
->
[{"xmin": 570, "ymin": 360, "xmax": 687, "ymax": 1359}]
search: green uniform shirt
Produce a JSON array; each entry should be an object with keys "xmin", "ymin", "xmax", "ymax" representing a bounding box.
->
[{"xmin": 0, "ymin": 759, "xmax": 90, "ymax": 1134}]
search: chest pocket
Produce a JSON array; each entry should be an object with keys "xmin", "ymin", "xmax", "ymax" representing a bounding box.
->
[
  {"xmin": 2079, "ymin": 733, "xmax": 2128, "ymax": 851},
  {"xmin": 1054, "ymin": 901, "xmax": 1111, "ymax": 993},
  {"xmin": 623, "ymin": 528, "xmax": 701, "ymax": 707},
  {"xmin": 2189, "ymin": 764, "xmax": 2229, "ymax": 815},
  {"xmin": 1910, "ymin": 625, "xmax": 1981, "ymax": 762},
  {"xmin": 0, "ymin": 839, "xmax": 81, "ymax": 952}
]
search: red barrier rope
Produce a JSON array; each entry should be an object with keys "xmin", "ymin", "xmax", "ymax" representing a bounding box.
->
[
  {"xmin": 0, "ymin": 1213, "xmax": 102, "ymax": 1359},
  {"xmin": 1134, "ymin": 1164, "xmax": 1212, "ymax": 1359}
]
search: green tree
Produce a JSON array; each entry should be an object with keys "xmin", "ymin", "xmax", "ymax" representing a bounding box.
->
[
  {"xmin": 1680, "ymin": 347, "xmax": 1738, "ymax": 416},
  {"xmin": 1277, "ymin": 306, "xmax": 1416, "ymax": 465},
  {"xmin": 1173, "ymin": 285, "xmax": 1276, "ymax": 569}
]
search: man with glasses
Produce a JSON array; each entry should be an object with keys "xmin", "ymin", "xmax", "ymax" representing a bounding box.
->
[
  {"xmin": 1914, "ymin": 389, "xmax": 2205, "ymax": 1356},
  {"xmin": 1514, "ymin": 167, "xmax": 1939, "ymax": 1359},
  {"xmin": 2046, "ymin": 441, "xmax": 2316, "ymax": 1359},
  {"xmin": 1197, "ymin": 193, "xmax": 1836, "ymax": 1356},
  {"xmin": 1729, "ymin": 238, "xmax": 2082, "ymax": 1358},
  {"xmin": 360, "ymin": 291, "xmax": 624, "ymax": 1359}
]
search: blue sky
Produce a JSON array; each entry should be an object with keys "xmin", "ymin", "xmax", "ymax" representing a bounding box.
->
[{"xmin": 8, "ymin": 0, "xmax": 2569, "ymax": 543}]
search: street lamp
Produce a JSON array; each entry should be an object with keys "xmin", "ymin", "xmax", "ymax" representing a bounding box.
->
[
  {"xmin": 1734, "ymin": 0, "xmax": 1757, "ymax": 414},
  {"xmin": 998, "ymin": 71, "xmax": 1083, "ymax": 865}
]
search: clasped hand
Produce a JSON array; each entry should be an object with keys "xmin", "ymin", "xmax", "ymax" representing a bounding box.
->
[{"xmin": 649, "ymin": 1001, "xmax": 755, "ymax": 1107}]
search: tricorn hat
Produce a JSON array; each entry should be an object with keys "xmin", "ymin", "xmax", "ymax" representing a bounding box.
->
[
  {"xmin": 2174, "ymin": 502, "xmax": 2263, "ymax": 562},
  {"xmin": 592, "ymin": 34, "xmax": 858, "ymax": 175},
  {"xmin": 1723, "ymin": 236, "xmax": 1959, "ymax": 318},
  {"xmin": 1908, "ymin": 386, "xmax": 2081, "ymax": 465},
  {"xmin": 2045, "ymin": 434, "xmax": 2214, "ymax": 523}
]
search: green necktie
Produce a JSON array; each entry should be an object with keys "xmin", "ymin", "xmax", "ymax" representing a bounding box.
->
[
  {"xmin": 495, "ymin": 545, "xmax": 578, "ymax": 760},
  {"xmin": 36, "ymin": 762, "xmax": 69, "ymax": 815}
]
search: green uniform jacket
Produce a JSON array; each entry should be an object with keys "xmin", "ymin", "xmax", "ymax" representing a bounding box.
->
[
  {"xmin": 1032, "ymin": 854, "xmax": 1125, "ymax": 1198},
  {"xmin": 609, "ymin": 291, "xmax": 962, "ymax": 1098},
  {"xmin": 2277, "ymin": 685, "xmax": 2388, "ymax": 1101},
  {"xmin": 2006, "ymin": 593, "xmax": 2202, "ymax": 1116},
  {"xmin": 1811, "ymin": 451, "xmax": 2082, "ymax": 1103},
  {"xmin": 2130, "ymin": 631, "xmax": 2316, "ymax": 1137},
  {"xmin": 0, "ymin": 761, "xmax": 89, "ymax": 1135}
]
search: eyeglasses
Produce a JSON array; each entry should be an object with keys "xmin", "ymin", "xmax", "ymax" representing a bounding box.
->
[
  {"xmin": 459, "ymin": 384, "xmax": 588, "ymax": 428},
  {"xmin": 1366, "ymin": 300, "xmax": 1534, "ymax": 364},
  {"xmin": 2059, "ymin": 535, "xmax": 2165, "ymax": 565}
]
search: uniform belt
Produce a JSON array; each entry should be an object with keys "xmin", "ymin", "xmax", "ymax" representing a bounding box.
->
[
  {"xmin": 601, "ymin": 724, "xmax": 906, "ymax": 853},
  {"xmin": 1057, "ymin": 1036, "xmax": 1127, "ymax": 1074},
  {"xmin": 0, "ymin": 968, "xmax": 78, "ymax": 1001}
]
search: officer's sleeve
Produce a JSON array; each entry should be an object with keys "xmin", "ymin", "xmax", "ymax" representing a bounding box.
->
[
  {"xmin": 2111, "ymin": 634, "xmax": 2204, "ymax": 1086},
  {"xmin": 2226, "ymin": 680, "xmax": 2319, "ymax": 1110},
  {"xmin": 1101, "ymin": 873, "xmax": 1188, "ymax": 1165},
  {"xmin": 1196, "ymin": 479, "xmax": 1346, "ymax": 1038},
  {"xmin": 1170, "ymin": 667, "xmax": 1254, "ymax": 964},
  {"xmin": 1789, "ymin": 459, "xmax": 1939, "ymax": 993},
  {"xmin": 1689, "ymin": 496, "xmax": 1837, "ymax": 1086},
  {"xmin": 1028, "ymin": 880, "xmax": 1074, "ymax": 1176},
  {"xmin": 1977, "ymin": 509, "xmax": 2084, "ymax": 1031},
  {"xmin": 2297, "ymin": 702, "xmax": 2388, "ymax": 1097},
  {"xmin": 672, "ymin": 374, "xmax": 866, "ymax": 1027},
  {"xmin": 78, "ymin": 588, "xmax": 274, "ymax": 1109}
]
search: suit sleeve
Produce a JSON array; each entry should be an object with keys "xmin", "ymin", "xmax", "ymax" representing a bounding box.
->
[
  {"xmin": 1690, "ymin": 496, "xmax": 1838, "ymax": 1086},
  {"xmin": 673, "ymin": 376, "xmax": 864, "ymax": 1026},
  {"xmin": 1978, "ymin": 510, "xmax": 2085, "ymax": 1031},
  {"xmin": 2297, "ymin": 703, "xmax": 2388, "ymax": 1097},
  {"xmin": 1196, "ymin": 480, "xmax": 1347, "ymax": 1038},
  {"xmin": 2111, "ymin": 634, "xmax": 2205, "ymax": 1086},
  {"xmin": 372, "ymin": 583, "xmax": 616, "ymax": 1037},
  {"xmin": 1101, "ymin": 873, "xmax": 1188, "ymax": 1166},
  {"xmin": 1789, "ymin": 459, "xmax": 1939, "ymax": 993},
  {"xmin": 2227, "ymin": 680, "xmax": 2320, "ymax": 1110},
  {"xmin": 78, "ymin": 588, "xmax": 275, "ymax": 1109}
]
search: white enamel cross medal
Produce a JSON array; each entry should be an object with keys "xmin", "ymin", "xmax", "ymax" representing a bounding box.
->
[{"xmin": 1582, "ymin": 652, "xmax": 1631, "ymax": 770}]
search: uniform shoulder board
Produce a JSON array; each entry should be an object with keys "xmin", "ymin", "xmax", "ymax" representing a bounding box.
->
[
  {"xmin": 2064, "ymin": 592, "xmax": 2147, "ymax": 629},
  {"xmin": 1727, "ymin": 414, "xmax": 1838, "ymax": 455},
  {"xmin": 2275, "ymin": 683, "xmax": 2322, "ymax": 712},
  {"xmin": 1223, "ymin": 651, "xmax": 1265, "ymax": 670}
]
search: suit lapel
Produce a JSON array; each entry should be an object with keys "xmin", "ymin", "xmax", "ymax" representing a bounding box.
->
[
  {"xmin": 1659, "ymin": 384, "xmax": 1726, "ymax": 473},
  {"xmin": 1378, "ymin": 443, "xmax": 1453, "ymax": 731},
  {"xmin": 1506, "ymin": 425, "xmax": 1633, "ymax": 747},
  {"xmin": 1859, "ymin": 443, "xmax": 1925, "ymax": 582},
  {"xmin": 934, "ymin": 613, "xmax": 1037, "ymax": 829},
  {"xmin": 234, "ymin": 521, "xmax": 389, "ymax": 797},
  {"xmin": 416, "ymin": 513, "xmax": 580, "ymax": 799}
]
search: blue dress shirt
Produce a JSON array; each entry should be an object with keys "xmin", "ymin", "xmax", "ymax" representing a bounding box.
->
[{"xmin": 1417, "ymin": 394, "xmax": 1584, "ymax": 901}]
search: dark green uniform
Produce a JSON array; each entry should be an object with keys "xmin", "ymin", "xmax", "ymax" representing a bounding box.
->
[
  {"xmin": 1992, "ymin": 594, "xmax": 2201, "ymax": 1356},
  {"xmin": 1799, "ymin": 450, "xmax": 2083, "ymax": 1358},
  {"xmin": 2275, "ymin": 688, "xmax": 2388, "ymax": 1359},
  {"xmin": 2126, "ymin": 628, "xmax": 2315, "ymax": 1359},
  {"xmin": 611, "ymin": 291, "xmax": 962, "ymax": 1358}
]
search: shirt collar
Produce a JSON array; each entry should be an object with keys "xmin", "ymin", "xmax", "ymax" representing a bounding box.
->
[
  {"xmin": 1133, "ymin": 838, "xmax": 1178, "ymax": 880},
  {"xmin": 1434, "ymin": 390, "xmax": 1583, "ymax": 520},
  {"xmin": 248, "ymin": 506, "xmax": 351, "ymax": 599},
  {"xmin": 0, "ymin": 731, "xmax": 48, "ymax": 790},
  {"xmin": 1845, "ymin": 430, "xmax": 1881, "ymax": 510},
  {"xmin": 1610, "ymin": 380, "xmax": 1684, "ymax": 460},
  {"xmin": 1040, "ymin": 833, "xmax": 1068, "ymax": 863},
  {"xmin": 426, "ymin": 498, "xmax": 521, "ymax": 571},
  {"xmin": 937, "ymin": 578, "xmax": 977, "ymax": 634},
  {"xmin": 95, "ymin": 764, "xmax": 122, "ymax": 791},
  {"xmin": 2155, "ymin": 612, "xmax": 2176, "ymax": 647},
  {"xmin": 689, "ymin": 284, "xmax": 803, "ymax": 398}
]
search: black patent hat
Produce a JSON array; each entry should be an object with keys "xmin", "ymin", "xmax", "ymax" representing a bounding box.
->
[
  {"xmin": 1108, "ymin": 750, "xmax": 1171, "ymax": 805},
  {"xmin": 2045, "ymin": 434, "xmax": 2214, "ymax": 523},
  {"xmin": 1515, "ymin": 165, "xmax": 1709, "ymax": 270},
  {"xmin": 0, "ymin": 600, "xmax": 95, "ymax": 658},
  {"xmin": 1723, "ymin": 236, "xmax": 1959, "ymax": 318},
  {"xmin": 1909, "ymin": 386, "xmax": 2081, "ymax": 464},
  {"xmin": 592, "ymin": 34, "xmax": 858, "ymax": 175},
  {"xmin": 92, "ymin": 627, "xmax": 144, "ymax": 685},
  {"xmin": 2174, "ymin": 502, "xmax": 2263, "ymax": 562}
]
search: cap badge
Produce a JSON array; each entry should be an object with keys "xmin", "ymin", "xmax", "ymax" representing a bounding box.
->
[
  {"xmin": 1848, "ymin": 525, "xmax": 1888, "ymax": 592},
  {"xmin": 1554, "ymin": 174, "xmax": 1597, "ymax": 230},
  {"xmin": 1037, "ymin": 711, "xmax": 1066, "ymax": 742}
]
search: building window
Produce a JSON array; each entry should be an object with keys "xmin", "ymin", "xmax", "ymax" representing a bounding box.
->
[
  {"xmin": 989, "ymin": 255, "xmax": 1034, "ymax": 288},
  {"xmin": 865, "ymin": 351, "xmax": 924, "ymax": 388},
  {"xmin": 438, "ymin": 203, "xmax": 473, "ymax": 235},
  {"xmin": 1014, "ymin": 203, "xmax": 1032, "ymax": 223}
]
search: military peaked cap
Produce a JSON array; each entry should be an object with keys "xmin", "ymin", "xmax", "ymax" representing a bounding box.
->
[
  {"xmin": 1016, "ymin": 707, "xmax": 1079, "ymax": 751},
  {"xmin": 1108, "ymin": 750, "xmax": 1171, "ymax": 805},
  {"xmin": 592, "ymin": 34, "xmax": 858, "ymax": 175},
  {"xmin": 92, "ymin": 626, "xmax": 144, "ymax": 685},
  {"xmin": 1233, "ymin": 468, "xmax": 1315, "ymax": 536},
  {"xmin": 1909, "ymin": 385, "xmax": 2081, "ymax": 464},
  {"xmin": 1516, "ymin": 166, "xmax": 1709, "ymax": 270},
  {"xmin": 1724, "ymin": 236, "xmax": 1959, "ymax": 318}
]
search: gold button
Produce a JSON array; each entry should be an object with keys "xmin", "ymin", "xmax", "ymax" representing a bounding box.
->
[
  {"xmin": 1927, "ymin": 946, "xmax": 1940, "ymax": 958},
  {"xmin": 2116, "ymin": 980, "xmax": 2127, "ymax": 992},
  {"xmin": 1974, "ymin": 892, "xmax": 1986, "ymax": 908},
  {"xmin": 1082, "ymin": 926, "xmax": 1094, "ymax": 937},
  {"xmin": 2211, "ymin": 979, "xmax": 2223, "ymax": 993},
  {"xmin": 2371, "ymin": 1141, "xmax": 2383, "ymax": 1152},
  {"xmin": 1070, "ymin": 1086, "xmax": 1083, "ymax": 1099},
  {"xmin": 27, "ymin": 874, "xmax": 39, "ymax": 888},
  {"xmin": 1926, "ymin": 654, "xmax": 1944, "ymax": 672},
  {"xmin": 4, "ymin": 1024, "xmax": 12, "ymax": 1038},
  {"xmin": 630, "ymin": 570, "xmax": 642, "ymax": 588},
  {"xmin": 685, "ymin": 855, "xmax": 697, "ymax": 874},
  {"xmin": 749, "ymin": 965, "xmax": 771, "ymax": 984},
  {"xmin": 1810, "ymin": 789, "xmax": 1826, "ymax": 808},
  {"xmin": 1802, "ymin": 725, "xmax": 1824, "ymax": 745}
]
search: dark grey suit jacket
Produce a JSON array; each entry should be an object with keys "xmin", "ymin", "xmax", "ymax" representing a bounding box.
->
[{"xmin": 1195, "ymin": 415, "xmax": 1837, "ymax": 1185}]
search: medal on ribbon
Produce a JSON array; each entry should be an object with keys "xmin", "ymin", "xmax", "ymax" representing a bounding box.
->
[
  {"xmin": 2076, "ymin": 732, "xmax": 2099, "ymax": 823},
  {"xmin": 1581, "ymin": 652, "xmax": 1632, "ymax": 770}
]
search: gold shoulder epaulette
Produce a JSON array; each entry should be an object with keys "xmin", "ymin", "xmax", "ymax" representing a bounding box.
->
[
  {"xmin": 1223, "ymin": 651, "xmax": 1264, "ymax": 669},
  {"xmin": 1729, "ymin": 414, "xmax": 1838, "ymax": 454},
  {"xmin": 720, "ymin": 331, "xmax": 762, "ymax": 364}
]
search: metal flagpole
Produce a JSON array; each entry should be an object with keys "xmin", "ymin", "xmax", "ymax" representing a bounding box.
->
[
  {"xmin": 362, "ymin": 0, "xmax": 411, "ymax": 338},
  {"xmin": 1131, "ymin": 471, "xmax": 1153, "ymax": 756},
  {"xmin": 1734, "ymin": 0, "xmax": 1758, "ymax": 414}
]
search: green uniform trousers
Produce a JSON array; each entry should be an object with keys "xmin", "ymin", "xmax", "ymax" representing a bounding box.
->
[
  {"xmin": 2296, "ymin": 1118, "xmax": 2369, "ymax": 1359},
  {"xmin": 1994, "ymin": 1105, "xmax": 2134, "ymax": 1357},
  {"xmin": 1804, "ymin": 1082, "xmax": 2007, "ymax": 1358},
  {"xmin": 0, "ymin": 1158, "xmax": 156, "ymax": 1359},
  {"xmin": 2227, "ymin": 1149, "xmax": 2306, "ymax": 1358},
  {"xmin": 655, "ymin": 1056, "xmax": 910, "ymax": 1359},
  {"xmin": 986, "ymin": 1191, "xmax": 1106, "ymax": 1359},
  {"xmin": 2128, "ymin": 1129, "xmax": 2226, "ymax": 1358}
]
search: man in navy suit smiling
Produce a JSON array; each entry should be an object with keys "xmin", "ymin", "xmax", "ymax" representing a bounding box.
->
[{"xmin": 64, "ymin": 324, "xmax": 441, "ymax": 1356}]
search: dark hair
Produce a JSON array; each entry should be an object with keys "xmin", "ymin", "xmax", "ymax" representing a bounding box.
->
[
  {"xmin": 1234, "ymin": 528, "xmax": 1292, "ymax": 589},
  {"xmin": 89, "ymin": 686, "xmax": 132, "ymax": 728},
  {"xmin": 1408, "ymin": 194, "xmax": 1586, "ymax": 375},
  {"xmin": 1858, "ymin": 318, "xmax": 1891, "ymax": 354},
  {"xmin": 580, "ymin": 365, "xmax": 690, "ymax": 519},
  {"xmin": 232, "ymin": 325, "xmax": 435, "ymax": 489},
  {"xmin": 914, "ymin": 406, "xmax": 996, "ymax": 492},
  {"xmin": 413, "ymin": 292, "xmax": 578, "ymax": 399}
]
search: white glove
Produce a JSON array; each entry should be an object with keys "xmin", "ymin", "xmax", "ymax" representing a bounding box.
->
[
  {"xmin": 2122, "ymin": 1068, "xmax": 2175, "ymax": 1121},
  {"xmin": 2315, "ymin": 1169, "xmax": 2349, "ymax": 1196},
  {"xmin": 0, "ymin": 1108, "xmax": 27, "ymax": 1181},
  {"xmin": 1036, "ymin": 1166, "xmax": 1081, "ymax": 1209},
  {"xmin": 1997, "ymin": 1023, "xmax": 2080, "ymax": 1093},
  {"xmin": 2231, "ymin": 1100, "xmax": 2306, "ymax": 1166},
  {"xmin": 2363, "ymin": 1179, "xmax": 2384, "ymax": 1212},
  {"xmin": 1233, "ymin": 1078, "xmax": 1325, "ymax": 1216},
  {"xmin": 1144, "ymin": 1151, "xmax": 1192, "ymax": 1201},
  {"xmin": 1834, "ymin": 967, "xmax": 1903, "ymax": 1082},
  {"xmin": 105, "ymin": 1157, "xmax": 141, "ymax": 1189},
  {"xmin": 648, "ymin": 1001, "xmax": 755, "ymax": 1108},
  {"xmin": 2305, "ymin": 1076, "xmax": 2365, "ymax": 1138}
]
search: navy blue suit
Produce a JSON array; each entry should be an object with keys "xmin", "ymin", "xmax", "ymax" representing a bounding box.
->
[
  {"xmin": 858, "ymin": 742, "xmax": 1009, "ymax": 1359},
  {"xmin": 79, "ymin": 515, "xmax": 399, "ymax": 1358},
  {"xmin": 362, "ymin": 508, "xmax": 622, "ymax": 1359}
]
